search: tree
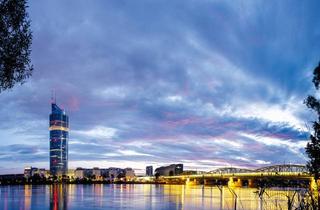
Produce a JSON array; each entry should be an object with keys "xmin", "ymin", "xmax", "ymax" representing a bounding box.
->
[
  {"xmin": 155, "ymin": 172, "xmax": 160, "ymax": 180},
  {"xmin": 0, "ymin": 0, "xmax": 33, "ymax": 92},
  {"xmin": 305, "ymin": 62, "xmax": 320, "ymax": 208}
]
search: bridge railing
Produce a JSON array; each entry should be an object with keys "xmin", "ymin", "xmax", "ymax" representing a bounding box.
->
[{"xmin": 161, "ymin": 171, "xmax": 311, "ymax": 180}]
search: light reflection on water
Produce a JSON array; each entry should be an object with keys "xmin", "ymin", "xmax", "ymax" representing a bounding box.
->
[{"xmin": 0, "ymin": 184, "xmax": 301, "ymax": 210}]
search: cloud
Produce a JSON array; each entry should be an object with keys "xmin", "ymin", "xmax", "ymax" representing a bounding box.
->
[
  {"xmin": 117, "ymin": 150, "xmax": 154, "ymax": 157},
  {"xmin": 232, "ymin": 99, "xmax": 305, "ymax": 129},
  {"xmin": 256, "ymin": 160, "xmax": 271, "ymax": 165},
  {"xmin": 1, "ymin": 0, "xmax": 320, "ymax": 174},
  {"xmin": 73, "ymin": 126, "xmax": 117, "ymax": 139},
  {"xmin": 240, "ymin": 132, "xmax": 308, "ymax": 161}
]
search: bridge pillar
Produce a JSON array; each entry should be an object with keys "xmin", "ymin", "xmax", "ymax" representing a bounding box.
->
[
  {"xmin": 310, "ymin": 177, "xmax": 318, "ymax": 191},
  {"xmin": 228, "ymin": 177, "xmax": 235, "ymax": 188},
  {"xmin": 235, "ymin": 178, "xmax": 242, "ymax": 187},
  {"xmin": 228, "ymin": 178, "xmax": 242, "ymax": 188},
  {"xmin": 248, "ymin": 179, "xmax": 254, "ymax": 188},
  {"xmin": 186, "ymin": 178, "xmax": 197, "ymax": 185},
  {"xmin": 186, "ymin": 178, "xmax": 190, "ymax": 185}
]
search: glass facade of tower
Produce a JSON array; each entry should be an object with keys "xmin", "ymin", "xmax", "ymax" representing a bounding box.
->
[{"xmin": 49, "ymin": 103, "xmax": 69, "ymax": 176}]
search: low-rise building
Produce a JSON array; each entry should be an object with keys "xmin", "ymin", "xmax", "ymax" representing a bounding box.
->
[
  {"xmin": 24, "ymin": 167, "xmax": 32, "ymax": 178},
  {"xmin": 38, "ymin": 168, "xmax": 47, "ymax": 178},
  {"xmin": 92, "ymin": 167, "xmax": 101, "ymax": 178},
  {"xmin": 124, "ymin": 168, "xmax": 135, "ymax": 181},
  {"xmin": 73, "ymin": 167, "xmax": 134, "ymax": 181},
  {"xmin": 101, "ymin": 168, "xmax": 109, "ymax": 178},
  {"xmin": 108, "ymin": 168, "xmax": 122, "ymax": 180},
  {"xmin": 155, "ymin": 164, "xmax": 183, "ymax": 176},
  {"xmin": 24, "ymin": 167, "xmax": 47, "ymax": 178},
  {"xmin": 74, "ymin": 168, "xmax": 85, "ymax": 179}
]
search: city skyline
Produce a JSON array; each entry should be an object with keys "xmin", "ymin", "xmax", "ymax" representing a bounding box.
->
[{"xmin": 1, "ymin": 0, "xmax": 320, "ymax": 175}]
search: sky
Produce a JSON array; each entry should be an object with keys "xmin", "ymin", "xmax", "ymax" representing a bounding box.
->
[{"xmin": 1, "ymin": 0, "xmax": 320, "ymax": 175}]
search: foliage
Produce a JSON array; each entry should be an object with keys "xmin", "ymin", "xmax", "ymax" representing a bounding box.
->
[
  {"xmin": 305, "ymin": 62, "xmax": 320, "ymax": 209},
  {"xmin": 305, "ymin": 62, "xmax": 320, "ymax": 181},
  {"xmin": 0, "ymin": 0, "xmax": 33, "ymax": 92},
  {"xmin": 155, "ymin": 172, "xmax": 160, "ymax": 180}
]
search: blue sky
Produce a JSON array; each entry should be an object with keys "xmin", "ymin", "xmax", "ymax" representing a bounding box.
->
[{"xmin": 1, "ymin": 0, "xmax": 320, "ymax": 174}]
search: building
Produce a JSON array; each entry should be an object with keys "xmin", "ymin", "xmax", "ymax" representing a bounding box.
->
[
  {"xmin": 146, "ymin": 166, "xmax": 153, "ymax": 176},
  {"xmin": 124, "ymin": 168, "xmax": 135, "ymax": 181},
  {"xmin": 74, "ymin": 168, "xmax": 96, "ymax": 179},
  {"xmin": 74, "ymin": 168, "xmax": 85, "ymax": 179},
  {"xmin": 67, "ymin": 169, "xmax": 75, "ymax": 178},
  {"xmin": 92, "ymin": 167, "xmax": 101, "ymax": 179},
  {"xmin": 155, "ymin": 164, "xmax": 183, "ymax": 176},
  {"xmin": 100, "ymin": 168, "xmax": 109, "ymax": 178},
  {"xmin": 73, "ymin": 167, "xmax": 134, "ymax": 181},
  {"xmin": 49, "ymin": 101, "xmax": 69, "ymax": 176},
  {"xmin": 108, "ymin": 168, "xmax": 122, "ymax": 180},
  {"xmin": 38, "ymin": 168, "xmax": 47, "ymax": 178},
  {"xmin": 24, "ymin": 167, "xmax": 33, "ymax": 178},
  {"xmin": 24, "ymin": 167, "xmax": 48, "ymax": 178}
]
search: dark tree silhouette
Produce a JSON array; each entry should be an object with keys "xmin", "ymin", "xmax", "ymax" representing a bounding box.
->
[
  {"xmin": 305, "ymin": 63, "xmax": 320, "ymax": 180},
  {"xmin": 0, "ymin": 0, "xmax": 33, "ymax": 92},
  {"xmin": 305, "ymin": 62, "xmax": 320, "ymax": 207},
  {"xmin": 155, "ymin": 172, "xmax": 160, "ymax": 180}
]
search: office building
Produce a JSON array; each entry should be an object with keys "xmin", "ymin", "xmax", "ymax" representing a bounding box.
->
[
  {"xmin": 124, "ymin": 168, "xmax": 135, "ymax": 181},
  {"xmin": 155, "ymin": 164, "xmax": 183, "ymax": 176},
  {"xmin": 49, "ymin": 101, "xmax": 69, "ymax": 176},
  {"xmin": 146, "ymin": 166, "xmax": 153, "ymax": 176}
]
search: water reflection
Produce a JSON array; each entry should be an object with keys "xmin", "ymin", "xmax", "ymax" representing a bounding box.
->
[
  {"xmin": 50, "ymin": 185, "xmax": 67, "ymax": 210},
  {"xmin": 0, "ymin": 184, "xmax": 309, "ymax": 209},
  {"xmin": 24, "ymin": 185, "xmax": 31, "ymax": 210}
]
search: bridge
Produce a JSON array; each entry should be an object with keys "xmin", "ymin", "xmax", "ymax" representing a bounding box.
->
[{"xmin": 158, "ymin": 164, "xmax": 317, "ymax": 188}]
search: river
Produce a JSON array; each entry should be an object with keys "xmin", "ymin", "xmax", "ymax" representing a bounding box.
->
[{"xmin": 0, "ymin": 184, "xmax": 305, "ymax": 209}]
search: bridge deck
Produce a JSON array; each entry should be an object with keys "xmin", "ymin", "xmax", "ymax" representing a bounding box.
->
[{"xmin": 162, "ymin": 172, "xmax": 312, "ymax": 180}]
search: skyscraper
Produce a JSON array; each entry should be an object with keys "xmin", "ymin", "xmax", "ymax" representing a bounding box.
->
[
  {"xmin": 146, "ymin": 166, "xmax": 153, "ymax": 176},
  {"xmin": 49, "ymin": 101, "xmax": 69, "ymax": 176}
]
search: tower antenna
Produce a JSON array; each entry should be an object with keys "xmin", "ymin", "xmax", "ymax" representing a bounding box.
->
[
  {"xmin": 51, "ymin": 90, "xmax": 54, "ymax": 104},
  {"xmin": 51, "ymin": 89, "xmax": 57, "ymax": 104}
]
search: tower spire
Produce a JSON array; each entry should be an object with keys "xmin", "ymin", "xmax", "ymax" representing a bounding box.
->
[
  {"xmin": 51, "ymin": 90, "xmax": 54, "ymax": 104},
  {"xmin": 51, "ymin": 89, "xmax": 56, "ymax": 104}
]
